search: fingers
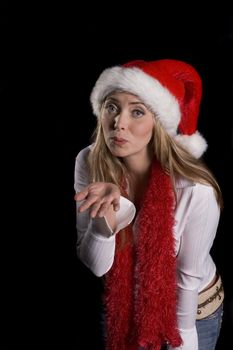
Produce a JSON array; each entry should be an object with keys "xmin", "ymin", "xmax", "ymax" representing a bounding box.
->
[
  {"xmin": 78, "ymin": 194, "xmax": 99, "ymax": 213},
  {"xmin": 87, "ymin": 200, "xmax": 112, "ymax": 218},
  {"xmin": 80, "ymin": 198, "xmax": 119, "ymax": 218},
  {"xmin": 112, "ymin": 198, "xmax": 120, "ymax": 212},
  {"xmin": 74, "ymin": 188, "xmax": 89, "ymax": 201},
  {"xmin": 75, "ymin": 183, "xmax": 121, "ymax": 217},
  {"xmin": 96, "ymin": 203, "xmax": 110, "ymax": 217},
  {"xmin": 90, "ymin": 198, "xmax": 120, "ymax": 218}
]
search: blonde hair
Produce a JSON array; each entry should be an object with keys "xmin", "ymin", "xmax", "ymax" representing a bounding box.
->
[{"xmin": 88, "ymin": 113, "xmax": 223, "ymax": 209}]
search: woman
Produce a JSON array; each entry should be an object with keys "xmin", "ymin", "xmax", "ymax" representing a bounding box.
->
[{"xmin": 74, "ymin": 59, "xmax": 224, "ymax": 350}]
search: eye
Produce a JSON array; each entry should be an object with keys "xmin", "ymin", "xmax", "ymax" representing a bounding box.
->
[
  {"xmin": 132, "ymin": 109, "xmax": 145, "ymax": 118},
  {"xmin": 105, "ymin": 103, "xmax": 118, "ymax": 114}
]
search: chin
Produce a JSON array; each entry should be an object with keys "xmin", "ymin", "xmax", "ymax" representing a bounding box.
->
[
  {"xmin": 108, "ymin": 146, "xmax": 129, "ymax": 158},
  {"xmin": 110, "ymin": 150, "xmax": 128, "ymax": 158}
]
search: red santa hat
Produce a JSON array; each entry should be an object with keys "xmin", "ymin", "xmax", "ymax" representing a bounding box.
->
[{"xmin": 90, "ymin": 59, "xmax": 207, "ymax": 158}]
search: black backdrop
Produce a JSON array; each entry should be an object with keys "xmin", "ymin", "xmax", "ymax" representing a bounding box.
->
[
  {"xmin": 2, "ymin": 5, "xmax": 233, "ymax": 350},
  {"xmin": 54, "ymin": 13, "xmax": 233, "ymax": 350}
]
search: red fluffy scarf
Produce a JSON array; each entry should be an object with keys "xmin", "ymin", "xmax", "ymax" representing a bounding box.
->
[{"xmin": 103, "ymin": 159, "xmax": 182, "ymax": 350}]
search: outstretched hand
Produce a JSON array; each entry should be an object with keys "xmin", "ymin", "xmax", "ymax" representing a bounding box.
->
[{"xmin": 74, "ymin": 182, "xmax": 121, "ymax": 218}]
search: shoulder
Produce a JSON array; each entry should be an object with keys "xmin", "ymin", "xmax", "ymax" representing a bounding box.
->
[
  {"xmin": 75, "ymin": 144, "xmax": 92, "ymax": 163},
  {"xmin": 175, "ymin": 176, "xmax": 216, "ymax": 203},
  {"xmin": 175, "ymin": 175, "xmax": 214, "ymax": 194},
  {"xmin": 75, "ymin": 145, "xmax": 92, "ymax": 176},
  {"xmin": 74, "ymin": 145, "xmax": 92, "ymax": 189},
  {"xmin": 175, "ymin": 175, "xmax": 195, "ymax": 189}
]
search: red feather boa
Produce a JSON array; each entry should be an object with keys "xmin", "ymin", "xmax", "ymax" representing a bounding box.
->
[{"xmin": 103, "ymin": 159, "xmax": 182, "ymax": 350}]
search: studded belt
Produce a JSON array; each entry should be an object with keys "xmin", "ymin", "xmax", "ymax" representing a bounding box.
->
[{"xmin": 197, "ymin": 274, "xmax": 224, "ymax": 320}]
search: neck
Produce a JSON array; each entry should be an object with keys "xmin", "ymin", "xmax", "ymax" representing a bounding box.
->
[
  {"xmin": 122, "ymin": 149, "xmax": 154, "ymax": 206},
  {"xmin": 125, "ymin": 162, "xmax": 153, "ymax": 207},
  {"xmin": 123, "ymin": 149, "xmax": 153, "ymax": 177}
]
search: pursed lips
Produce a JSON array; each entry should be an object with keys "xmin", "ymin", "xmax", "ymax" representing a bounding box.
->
[{"xmin": 111, "ymin": 136, "xmax": 128, "ymax": 144}]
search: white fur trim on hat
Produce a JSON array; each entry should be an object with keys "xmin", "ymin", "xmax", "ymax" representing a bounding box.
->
[
  {"xmin": 174, "ymin": 131, "xmax": 208, "ymax": 158},
  {"xmin": 90, "ymin": 66, "xmax": 181, "ymax": 136}
]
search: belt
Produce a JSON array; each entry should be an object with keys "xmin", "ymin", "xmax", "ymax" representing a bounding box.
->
[{"xmin": 197, "ymin": 274, "xmax": 224, "ymax": 320}]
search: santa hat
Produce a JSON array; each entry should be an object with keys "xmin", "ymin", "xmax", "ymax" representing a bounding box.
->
[{"xmin": 90, "ymin": 59, "xmax": 207, "ymax": 158}]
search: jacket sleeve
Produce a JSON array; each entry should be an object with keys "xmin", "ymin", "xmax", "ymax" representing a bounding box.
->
[
  {"xmin": 168, "ymin": 183, "xmax": 220, "ymax": 350},
  {"xmin": 74, "ymin": 148, "xmax": 135, "ymax": 277}
]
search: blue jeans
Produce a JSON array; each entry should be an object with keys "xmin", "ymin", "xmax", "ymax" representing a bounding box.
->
[{"xmin": 196, "ymin": 303, "xmax": 223, "ymax": 350}]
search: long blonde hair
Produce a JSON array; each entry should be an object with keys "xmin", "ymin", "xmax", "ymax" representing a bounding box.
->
[{"xmin": 88, "ymin": 114, "xmax": 223, "ymax": 209}]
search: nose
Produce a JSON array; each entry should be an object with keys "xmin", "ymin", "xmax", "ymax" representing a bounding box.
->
[{"xmin": 114, "ymin": 112, "xmax": 128, "ymax": 130}]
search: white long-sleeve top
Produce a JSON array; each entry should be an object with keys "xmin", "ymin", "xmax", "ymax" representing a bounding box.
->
[{"xmin": 74, "ymin": 146, "xmax": 220, "ymax": 350}]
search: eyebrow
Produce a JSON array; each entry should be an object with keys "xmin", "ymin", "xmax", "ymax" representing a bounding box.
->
[{"xmin": 105, "ymin": 97, "xmax": 147, "ymax": 107}]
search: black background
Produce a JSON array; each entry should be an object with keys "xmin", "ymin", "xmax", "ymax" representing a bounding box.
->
[{"xmin": 1, "ymin": 4, "xmax": 233, "ymax": 349}]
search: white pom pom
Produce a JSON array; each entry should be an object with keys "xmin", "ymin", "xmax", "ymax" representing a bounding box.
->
[{"xmin": 174, "ymin": 131, "xmax": 208, "ymax": 158}]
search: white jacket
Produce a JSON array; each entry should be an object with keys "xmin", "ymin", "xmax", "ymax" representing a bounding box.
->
[{"xmin": 74, "ymin": 146, "xmax": 220, "ymax": 350}]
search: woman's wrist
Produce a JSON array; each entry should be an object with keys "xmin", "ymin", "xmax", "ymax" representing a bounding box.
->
[{"xmin": 104, "ymin": 205, "xmax": 117, "ymax": 232}]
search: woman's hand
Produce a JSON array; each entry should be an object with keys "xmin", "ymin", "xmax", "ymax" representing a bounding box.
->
[{"xmin": 74, "ymin": 182, "xmax": 121, "ymax": 218}]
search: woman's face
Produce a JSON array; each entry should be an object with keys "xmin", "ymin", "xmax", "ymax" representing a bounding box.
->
[{"xmin": 101, "ymin": 92, "xmax": 155, "ymax": 161}]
